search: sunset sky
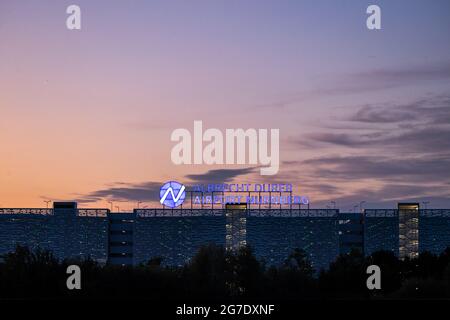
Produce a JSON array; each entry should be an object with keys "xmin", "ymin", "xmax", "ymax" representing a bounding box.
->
[{"xmin": 1, "ymin": 0, "xmax": 450, "ymax": 210}]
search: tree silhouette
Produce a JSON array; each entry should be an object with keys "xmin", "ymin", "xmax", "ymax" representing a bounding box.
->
[
  {"xmin": 319, "ymin": 249, "xmax": 367, "ymax": 299},
  {"xmin": 2, "ymin": 244, "xmax": 450, "ymax": 299}
]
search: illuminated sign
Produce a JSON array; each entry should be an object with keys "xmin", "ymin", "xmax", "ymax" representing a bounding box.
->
[
  {"xmin": 159, "ymin": 181, "xmax": 186, "ymax": 208},
  {"xmin": 159, "ymin": 182, "xmax": 308, "ymax": 207}
]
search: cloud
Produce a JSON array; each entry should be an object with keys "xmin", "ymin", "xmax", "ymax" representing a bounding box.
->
[
  {"xmin": 280, "ymin": 94, "xmax": 450, "ymax": 207},
  {"xmin": 76, "ymin": 92, "xmax": 450, "ymax": 208},
  {"xmin": 76, "ymin": 181, "xmax": 162, "ymax": 204},
  {"xmin": 185, "ymin": 167, "xmax": 257, "ymax": 183},
  {"xmin": 353, "ymin": 62, "xmax": 450, "ymax": 84},
  {"xmin": 302, "ymin": 183, "xmax": 340, "ymax": 195},
  {"xmin": 254, "ymin": 62, "xmax": 450, "ymax": 110},
  {"xmin": 303, "ymin": 127, "xmax": 450, "ymax": 154},
  {"xmin": 302, "ymin": 155, "xmax": 450, "ymax": 183},
  {"xmin": 312, "ymin": 184, "xmax": 450, "ymax": 211},
  {"xmin": 75, "ymin": 168, "xmax": 258, "ymax": 204},
  {"xmin": 350, "ymin": 104, "xmax": 417, "ymax": 123},
  {"xmin": 348, "ymin": 96, "xmax": 450, "ymax": 125},
  {"xmin": 303, "ymin": 132, "xmax": 367, "ymax": 147},
  {"xmin": 319, "ymin": 62, "xmax": 450, "ymax": 97},
  {"xmin": 296, "ymin": 95, "xmax": 450, "ymax": 154}
]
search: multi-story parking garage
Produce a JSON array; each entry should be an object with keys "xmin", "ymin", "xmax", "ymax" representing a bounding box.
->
[{"xmin": 1, "ymin": 202, "xmax": 450, "ymax": 271}]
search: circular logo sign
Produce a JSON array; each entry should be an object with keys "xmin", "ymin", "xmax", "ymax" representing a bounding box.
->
[{"xmin": 159, "ymin": 181, "xmax": 186, "ymax": 208}]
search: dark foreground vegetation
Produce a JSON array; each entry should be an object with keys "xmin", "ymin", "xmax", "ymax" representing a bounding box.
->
[{"xmin": 1, "ymin": 244, "xmax": 450, "ymax": 300}]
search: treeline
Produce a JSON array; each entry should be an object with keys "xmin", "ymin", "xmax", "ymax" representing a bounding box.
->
[{"xmin": 1, "ymin": 244, "xmax": 450, "ymax": 299}]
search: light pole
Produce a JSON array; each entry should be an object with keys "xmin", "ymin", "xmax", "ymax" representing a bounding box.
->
[
  {"xmin": 44, "ymin": 200, "xmax": 51, "ymax": 208},
  {"xmin": 359, "ymin": 201, "xmax": 366, "ymax": 213},
  {"xmin": 137, "ymin": 201, "xmax": 142, "ymax": 209},
  {"xmin": 108, "ymin": 201, "xmax": 113, "ymax": 212},
  {"xmin": 353, "ymin": 205, "xmax": 358, "ymax": 213},
  {"xmin": 331, "ymin": 201, "xmax": 336, "ymax": 209},
  {"xmin": 422, "ymin": 201, "xmax": 430, "ymax": 210}
]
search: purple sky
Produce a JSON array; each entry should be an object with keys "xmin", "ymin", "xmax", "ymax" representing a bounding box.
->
[{"xmin": 1, "ymin": 0, "xmax": 450, "ymax": 210}]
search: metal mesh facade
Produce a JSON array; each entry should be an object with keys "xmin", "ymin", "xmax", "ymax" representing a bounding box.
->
[
  {"xmin": 338, "ymin": 213, "xmax": 364, "ymax": 255},
  {"xmin": 419, "ymin": 210, "xmax": 450, "ymax": 255},
  {"xmin": 134, "ymin": 212, "xmax": 226, "ymax": 266},
  {"xmin": 364, "ymin": 210, "xmax": 399, "ymax": 256},
  {"xmin": 133, "ymin": 209, "xmax": 339, "ymax": 270},
  {"xmin": 0, "ymin": 208, "xmax": 108, "ymax": 263},
  {"xmin": 364, "ymin": 209, "xmax": 450, "ymax": 257},
  {"xmin": 2, "ymin": 206, "xmax": 450, "ymax": 270},
  {"xmin": 247, "ymin": 216, "xmax": 339, "ymax": 271}
]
